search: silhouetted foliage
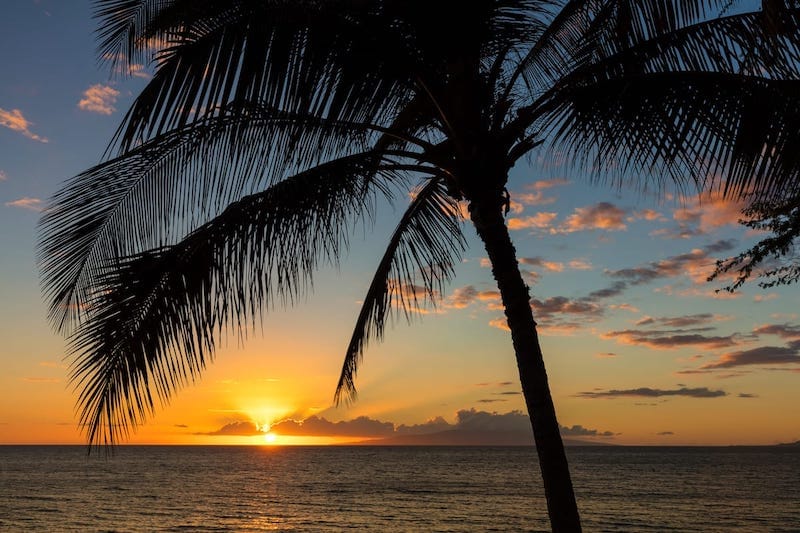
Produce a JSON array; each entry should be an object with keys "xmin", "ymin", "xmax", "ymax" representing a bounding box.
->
[
  {"xmin": 38, "ymin": 1, "xmax": 800, "ymax": 531},
  {"xmin": 711, "ymin": 195, "xmax": 800, "ymax": 290}
]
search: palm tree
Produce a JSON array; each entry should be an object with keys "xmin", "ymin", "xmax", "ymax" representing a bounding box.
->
[{"xmin": 38, "ymin": 1, "xmax": 800, "ymax": 530}]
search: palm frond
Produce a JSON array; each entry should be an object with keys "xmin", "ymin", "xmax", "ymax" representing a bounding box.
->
[
  {"xmin": 335, "ymin": 177, "xmax": 466, "ymax": 404},
  {"xmin": 538, "ymin": 71, "xmax": 800, "ymax": 198},
  {"xmin": 68, "ymin": 152, "xmax": 410, "ymax": 447},
  {"xmin": 38, "ymin": 104, "xmax": 387, "ymax": 333},
  {"xmin": 519, "ymin": 0, "xmax": 741, "ymax": 93},
  {"xmin": 104, "ymin": 0, "xmax": 422, "ymax": 152},
  {"xmin": 580, "ymin": 8, "xmax": 800, "ymax": 80}
]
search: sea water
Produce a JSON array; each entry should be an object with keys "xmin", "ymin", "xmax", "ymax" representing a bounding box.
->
[{"xmin": 1, "ymin": 445, "xmax": 798, "ymax": 532}]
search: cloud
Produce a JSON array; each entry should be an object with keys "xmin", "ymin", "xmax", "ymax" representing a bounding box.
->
[
  {"xmin": 568, "ymin": 259, "xmax": 593, "ymax": 270},
  {"xmin": 270, "ymin": 415, "xmax": 395, "ymax": 437},
  {"xmin": 577, "ymin": 386, "xmax": 727, "ymax": 399},
  {"xmin": 0, "ymin": 108, "xmax": 48, "ymax": 142},
  {"xmin": 737, "ymin": 393, "xmax": 758, "ymax": 398},
  {"xmin": 607, "ymin": 239, "xmax": 738, "ymax": 285},
  {"xmin": 454, "ymin": 409, "xmax": 530, "ymax": 432},
  {"xmin": 199, "ymin": 420, "xmax": 264, "ymax": 436},
  {"xmin": 657, "ymin": 431, "xmax": 675, "ymax": 435},
  {"xmin": 441, "ymin": 285, "xmax": 501, "ymax": 310},
  {"xmin": 0, "ymin": 170, "xmax": 7, "ymax": 181},
  {"xmin": 532, "ymin": 296, "xmax": 602, "ymax": 317},
  {"xmin": 531, "ymin": 178, "xmax": 570, "ymax": 190},
  {"xmin": 601, "ymin": 328, "xmax": 739, "ymax": 350},
  {"xmin": 508, "ymin": 212, "xmax": 558, "ymax": 230},
  {"xmin": 78, "ymin": 84, "xmax": 120, "ymax": 115},
  {"xmin": 511, "ymin": 179, "xmax": 570, "ymax": 208},
  {"xmin": 595, "ymin": 352, "xmax": 617, "ymax": 358},
  {"xmin": 753, "ymin": 324, "xmax": 800, "ymax": 339},
  {"xmin": 699, "ymin": 346, "xmax": 800, "ymax": 369},
  {"xmin": 650, "ymin": 225, "xmax": 705, "ymax": 240},
  {"xmin": 446, "ymin": 285, "xmax": 479, "ymax": 308},
  {"xmin": 560, "ymin": 424, "xmax": 615, "ymax": 437},
  {"xmin": 558, "ymin": 202, "xmax": 627, "ymax": 232},
  {"xmin": 584, "ymin": 281, "xmax": 628, "ymax": 301},
  {"xmin": 174, "ymin": 424, "xmax": 189, "ymax": 428},
  {"xmin": 5, "ymin": 197, "xmax": 44, "ymax": 211},
  {"xmin": 489, "ymin": 317, "xmax": 510, "ymax": 331},
  {"xmin": 634, "ymin": 314, "xmax": 717, "ymax": 328},
  {"xmin": 519, "ymin": 257, "xmax": 564, "ymax": 272},
  {"xmin": 633, "ymin": 209, "xmax": 666, "ymax": 222},
  {"xmin": 672, "ymin": 193, "xmax": 747, "ymax": 234},
  {"xmin": 395, "ymin": 416, "xmax": 453, "ymax": 435}
]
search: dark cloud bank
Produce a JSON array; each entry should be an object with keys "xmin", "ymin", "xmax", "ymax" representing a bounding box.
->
[{"xmin": 199, "ymin": 409, "xmax": 616, "ymax": 445}]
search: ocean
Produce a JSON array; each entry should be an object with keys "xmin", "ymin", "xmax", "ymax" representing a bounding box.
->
[{"xmin": 1, "ymin": 445, "xmax": 798, "ymax": 532}]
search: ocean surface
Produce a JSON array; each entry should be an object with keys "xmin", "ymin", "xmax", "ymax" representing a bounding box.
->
[{"xmin": 1, "ymin": 445, "xmax": 798, "ymax": 532}]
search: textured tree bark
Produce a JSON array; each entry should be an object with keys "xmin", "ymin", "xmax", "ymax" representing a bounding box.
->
[{"xmin": 469, "ymin": 194, "xmax": 582, "ymax": 533}]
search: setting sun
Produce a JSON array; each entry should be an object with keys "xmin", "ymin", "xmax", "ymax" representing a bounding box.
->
[{"xmin": 263, "ymin": 432, "xmax": 277, "ymax": 444}]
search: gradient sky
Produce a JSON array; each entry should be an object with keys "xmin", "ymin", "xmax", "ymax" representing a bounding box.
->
[{"xmin": 1, "ymin": 0, "xmax": 798, "ymax": 446}]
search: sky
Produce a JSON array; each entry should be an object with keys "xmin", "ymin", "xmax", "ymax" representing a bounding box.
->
[{"xmin": 1, "ymin": 0, "xmax": 798, "ymax": 447}]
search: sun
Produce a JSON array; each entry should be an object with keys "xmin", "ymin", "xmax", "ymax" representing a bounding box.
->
[{"xmin": 263, "ymin": 432, "xmax": 278, "ymax": 444}]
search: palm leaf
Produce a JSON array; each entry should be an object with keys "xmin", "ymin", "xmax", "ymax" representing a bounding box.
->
[
  {"xmin": 38, "ymin": 103, "xmax": 387, "ymax": 333},
  {"xmin": 68, "ymin": 151, "xmax": 413, "ymax": 447},
  {"xmin": 539, "ymin": 71, "xmax": 800, "ymax": 198},
  {"xmin": 335, "ymin": 177, "xmax": 466, "ymax": 404}
]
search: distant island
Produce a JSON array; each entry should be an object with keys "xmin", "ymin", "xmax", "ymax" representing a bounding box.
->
[{"xmin": 353, "ymin": 429, "xmax": 611, "ymax": 446}]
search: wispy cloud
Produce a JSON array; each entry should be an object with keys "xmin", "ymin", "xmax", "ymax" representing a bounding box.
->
[
  {"xmin": 5, "ymin": 197, "xmax": 44, "ymax": 211},
  {"xmin": 0, "ymin": 170, "xmax": 7, "ymax": 181},
  {"xmin": 0, "ymin": 108, "xmax": 48, "ymax": 142},
  {"xmin": 21, "ymin": 377, "xmax": 60, "ymax": 384},
  {"xmin": 753, "ymin": 323, "xmax": 800, "ymax": 339},
  {"xmin": 512, "ymin": 179, "xmax": 569, "ymax": 207},
  {"xmin": 601, "ymin": 328, "xmax": 739, "ymax": 350},
  {"xmin": 607, "ymin": 239, "xmax": 738, "ymax": 286},
  {"xmin": 635, "ymin": 314, "xmax": 721, "ymax": 328},
  {"xmin": 577, "ymin": 386, "xmax": 727, "ymax": 399},
  {"xmin": 699, "ymin": 346, "xmax": 800, "ymax": 369},
  {"xmin": 78, "ymin": 84, "xmax": 120, "ymax": 115}
]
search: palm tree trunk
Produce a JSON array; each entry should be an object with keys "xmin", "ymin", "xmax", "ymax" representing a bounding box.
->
[{"xmin": 469, "ymin": 195, "xmax": 582, "ymax": 533}]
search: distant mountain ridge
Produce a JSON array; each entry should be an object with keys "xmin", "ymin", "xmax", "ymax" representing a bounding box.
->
[{"xmin": 353, "ymin": 429, "xmax": 612, "ymax": 446}]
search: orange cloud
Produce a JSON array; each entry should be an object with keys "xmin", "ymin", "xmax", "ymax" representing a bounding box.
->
[
  {"xmin": 559, "ymin": 202, "xmax": 627, "ymax": 232},
  {"xmin": 519, "ymin": 257, "xmax": 564, "ymax": 272},
  {"xmin": 672, "ymin": 192, "xmax": 747, "ymax": 233},
  {"xmin": 489, "ymin": 317, "xmax": 510, "ymax": 331},
  {"xmin": 530, "ymin": 178, "xmax": 570, "ymax": 190},
  {"xmin": 632, "ymin": 209, "xmax": 665, "ymax": 221},
  {"xmin": 0, "ymin": 108, "xmax": 48, "ymax": 142},
  {"xmin": 5, "ymin": 197, "xmax": 44, "ymax": 211},
  {"xmin": 78, "ymin": 84, "xmax": 120, "ymax": 115},
  {"xmin": 568, "ymin": 259, "xmax": 593, "ymax": 270},
  {"xmin": 507, "ymin": 212, "xmax": 557, "ymax": 230}
]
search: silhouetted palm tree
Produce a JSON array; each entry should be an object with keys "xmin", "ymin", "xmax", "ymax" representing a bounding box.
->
[{"xmin": 38, "ymin": 1, "xmax": 800, "ymax": 530}]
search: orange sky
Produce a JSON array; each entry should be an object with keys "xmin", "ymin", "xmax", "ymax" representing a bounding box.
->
[{"xmin": 1, "ymin": 1, "xmax": 799, "ymax": 448}]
